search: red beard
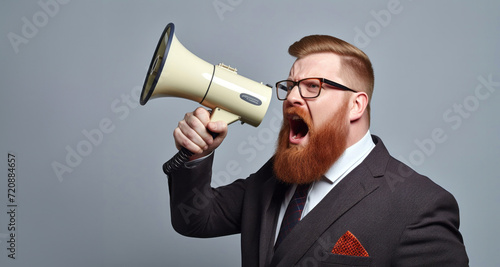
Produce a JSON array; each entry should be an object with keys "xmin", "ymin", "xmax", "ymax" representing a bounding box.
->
[{"xmin": 273, "ymin": 102, "xmax": 349, "ymax": 184}]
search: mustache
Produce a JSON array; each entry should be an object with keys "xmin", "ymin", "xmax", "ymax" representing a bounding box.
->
[{"xmin": 283, "ymin": 107, "xmax": 312, "ymax": 127}]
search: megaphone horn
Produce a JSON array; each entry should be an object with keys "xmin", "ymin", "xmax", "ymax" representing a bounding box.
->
[{"xmin": 140, "ymin": 23, "xmax": 272, "ymax": 173}]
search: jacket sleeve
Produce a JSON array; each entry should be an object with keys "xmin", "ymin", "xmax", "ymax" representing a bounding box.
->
[
  {"xmin": 167, "ymin": 153, "xmax": 246, "ymax": 238},
  {"xmin": 392, "ymin": 188, "xmax": 469, "ymax": 266}
]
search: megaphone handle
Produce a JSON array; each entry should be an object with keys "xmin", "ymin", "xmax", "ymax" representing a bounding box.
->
[{"xmin": 163, "ymin": 131, "xmax": 218, "ymax": 175}]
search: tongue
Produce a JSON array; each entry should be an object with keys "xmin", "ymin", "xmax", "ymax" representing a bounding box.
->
[{"xmin": 290, "ymin": 119, "xmax": 308, "ymax": 141}]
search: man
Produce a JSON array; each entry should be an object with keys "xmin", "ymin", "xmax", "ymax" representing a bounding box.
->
[{"xmin": 167, "ymin": 35, "xmax": 469, "ymax": 266}]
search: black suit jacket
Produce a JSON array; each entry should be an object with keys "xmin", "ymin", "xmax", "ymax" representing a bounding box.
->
[{"xmin": 168, "ymin": 136, "xmax": 468, "ymax": 266}]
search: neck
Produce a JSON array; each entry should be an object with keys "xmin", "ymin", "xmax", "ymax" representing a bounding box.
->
[{"xmin": 346, "ymin": 115, "xmax": 370, "ymax": 148}]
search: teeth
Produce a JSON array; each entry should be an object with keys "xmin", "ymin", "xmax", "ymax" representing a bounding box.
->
[
  {"xmin": 292, "ymin": 115, "xmax": 300, "ymax": 120},
  {"xmin": 292, "ymin": 135, "xmax": 297, "ymax": 139}
]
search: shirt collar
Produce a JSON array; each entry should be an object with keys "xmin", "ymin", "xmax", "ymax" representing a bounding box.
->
[{"xmin": 323, "ymin": 130, "xmax": 375, "ymax": 184}]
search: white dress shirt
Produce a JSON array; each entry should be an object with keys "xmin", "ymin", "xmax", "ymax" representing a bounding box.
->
[{"xmin": 275, "ymin": 130, "xmax": 375, "ymax": 242}]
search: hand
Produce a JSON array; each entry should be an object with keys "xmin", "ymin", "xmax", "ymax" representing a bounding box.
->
[{"xmin": 173, "ymin": 107, "xmax": 228, "ymax": 159}]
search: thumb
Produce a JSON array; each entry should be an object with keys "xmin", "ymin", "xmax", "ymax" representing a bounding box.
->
[{"xmin": 207, "ymin": 120, "xmax": 228, "ymax": 138}]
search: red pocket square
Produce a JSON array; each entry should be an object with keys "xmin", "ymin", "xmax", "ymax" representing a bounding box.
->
[{"xmin": 331, "ymin": 231, "xmax": 369, "ymax": 257}]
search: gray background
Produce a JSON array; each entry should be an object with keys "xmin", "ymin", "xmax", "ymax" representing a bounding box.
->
[{"xmin": 1, "ymin": 0, "xmax": 498, "ymax": 266}]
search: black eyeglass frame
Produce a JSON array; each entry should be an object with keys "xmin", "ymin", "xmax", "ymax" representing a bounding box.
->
[{"xmin": 275, "ymin": 77, "xmax": 357, "ymax": 100}]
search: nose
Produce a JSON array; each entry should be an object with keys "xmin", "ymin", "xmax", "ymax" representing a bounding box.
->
[{"xmin": 285, "ymin": 85, "xmax": 305, "ymax": 107}]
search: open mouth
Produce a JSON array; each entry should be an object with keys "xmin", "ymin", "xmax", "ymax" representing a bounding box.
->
[{"xmin": 289, "ymin": 115, "xmax": 310, "ymax": 145}]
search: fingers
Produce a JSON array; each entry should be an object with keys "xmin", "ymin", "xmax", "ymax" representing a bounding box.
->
[
  {"xmin": 173, "ymin": 107, "xmax": 228, "ymax": 157},
  {"xmin": 174, "ymin": 108, "xmax": 210, "ymax": 154}
]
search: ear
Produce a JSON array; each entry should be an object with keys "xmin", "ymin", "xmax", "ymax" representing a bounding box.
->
[{"xmin": 349, "ymin": 92, "xmax": 368, "ymax": 122}]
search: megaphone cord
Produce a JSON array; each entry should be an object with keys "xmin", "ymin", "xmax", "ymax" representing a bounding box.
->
[
  {"xmin": 163, "ymin": 147, "xmax": 193, "ymax": 175},
  {"xmin": 163, "ymin": 131, "xmax": 218, "ymax": 175}
]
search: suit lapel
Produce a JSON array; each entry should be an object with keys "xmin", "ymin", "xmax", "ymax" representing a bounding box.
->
[
  {"xmin": 271, "ymin": 165, "xmax": 379, "ymax": 266},
  {"xmin": 270, "ymin": 136, "xmax": 388, "ymax": 266}
]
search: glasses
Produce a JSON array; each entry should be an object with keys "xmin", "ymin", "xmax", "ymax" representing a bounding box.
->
[{"xmin": 275, "ymin": 77, "xmax": 357, "ymax": 100}]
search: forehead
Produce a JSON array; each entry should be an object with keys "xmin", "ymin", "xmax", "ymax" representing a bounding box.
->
[{"xmin": 289, "ymin": 52, "xmax": 343, "ymax": 81}]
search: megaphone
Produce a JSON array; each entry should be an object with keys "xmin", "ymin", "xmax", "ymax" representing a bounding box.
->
[{"xmin": 140, "ymin": 23, "xmax": 272, "ymax": 173}]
